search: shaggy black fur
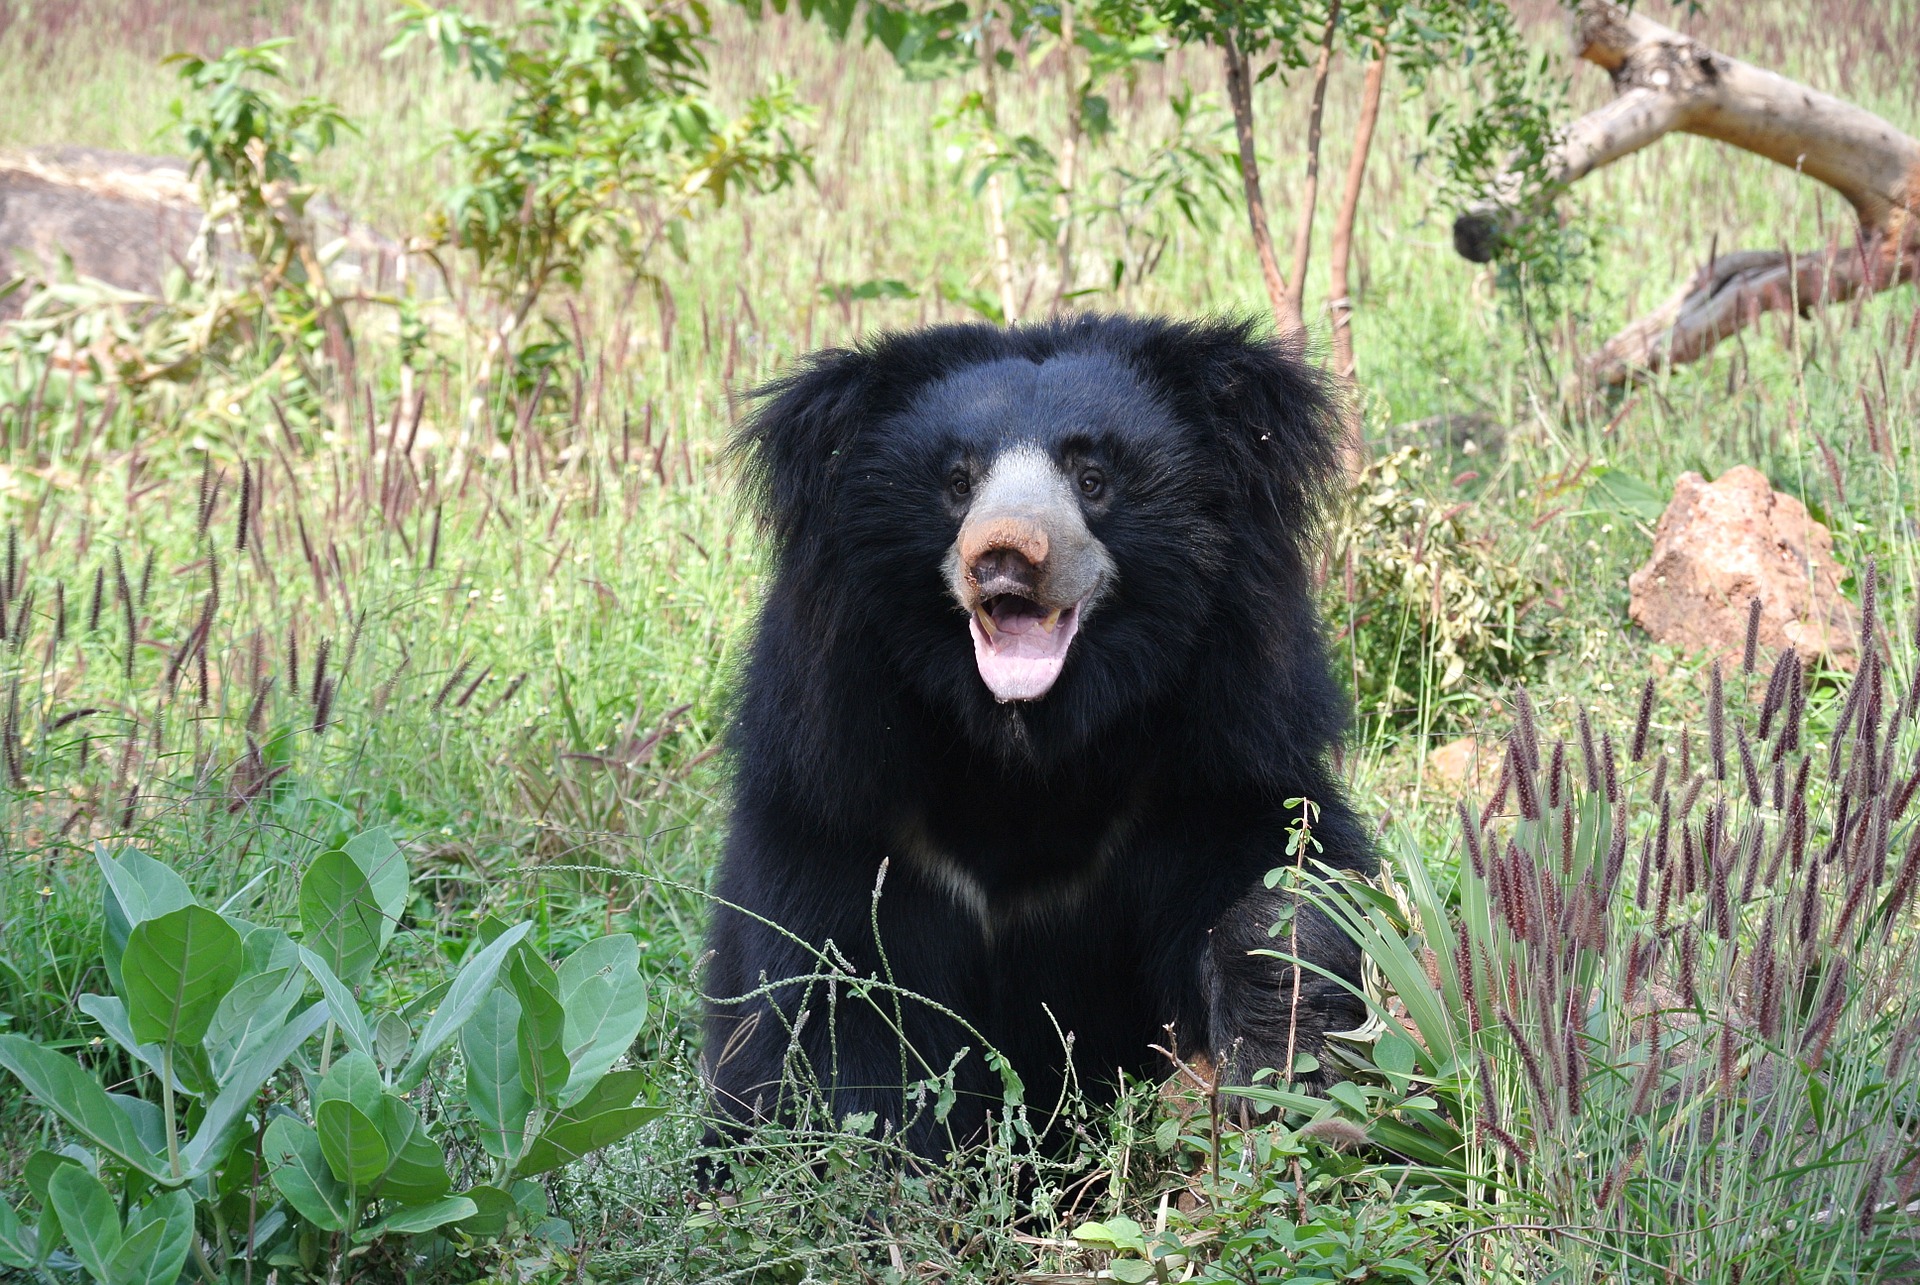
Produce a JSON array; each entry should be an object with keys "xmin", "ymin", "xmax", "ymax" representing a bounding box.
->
[{"xmin": 703, "ymin": 315, "xmax": 1372, "ymax": 1157}]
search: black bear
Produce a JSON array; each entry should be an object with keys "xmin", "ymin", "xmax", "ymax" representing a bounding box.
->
[{"xmin": 703, "ymin": 315, "xmax": 1372, "ymax": 1157}]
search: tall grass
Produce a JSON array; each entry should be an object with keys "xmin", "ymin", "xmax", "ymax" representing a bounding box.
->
[{"xmin": 0, "ymin": 0, "xmax": 1915, "ymax": 1278}]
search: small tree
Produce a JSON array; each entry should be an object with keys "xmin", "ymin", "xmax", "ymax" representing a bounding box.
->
[
  {"xmin": 752, "ymin": 0, "xmax": 1564, "ymax": 476},
  {"xmin": 387, "ymin": 0, "xmax": 814, "ymax": 343}
]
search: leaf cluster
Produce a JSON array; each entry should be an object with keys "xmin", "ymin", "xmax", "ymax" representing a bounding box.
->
[
  {"xmin": 0, "ymin": 833, "xmax": 658, "ymax": 1282},
  {"xmin": 1330, "ymin": 446, "xmax": 1555, "ymax": 730},
  {"xmin": 387, "ymin": 0, "xmax": 815, "ymax": 321}
]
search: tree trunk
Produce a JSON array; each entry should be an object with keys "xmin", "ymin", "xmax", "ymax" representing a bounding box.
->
[
  {"xmin": 1284, "ymin": 0, "xmax": 1342, "ymax": 332},
  {"xmin": 1051, "ymin": 0, "xmax": 1081, "ymax": 314},
  {"xmin": 981, "ymin": 22, "xmax": 1019, "ymax": 326},
  {"xmin": 1224, "ymin": 34, "xmax": 1300, "ymax": 335},
  {"xmin": 1328, "ymin": 39, "xmax": 1386, "ymax": 477},
  {"xmin": 1328, "ymin": 40, "xmax": 1386, "ymax": 383},
  {"xmin": 1453, "ymin": 0, "xmax": 1920, "ymax": 390}
]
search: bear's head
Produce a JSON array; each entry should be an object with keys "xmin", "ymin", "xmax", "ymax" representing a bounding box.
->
[{"xmin": 736, "ymin": 315, "xmax": 1346, "ymax": 770}]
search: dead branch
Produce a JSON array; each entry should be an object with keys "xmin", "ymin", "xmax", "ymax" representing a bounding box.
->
[
  {"xmin": 1454, "ymin": 0, "xmax": 1920, "ymax": 390},
  {"xmin": 1587, "ymin": 233, "xmax": 1918, "ymax": 387}
]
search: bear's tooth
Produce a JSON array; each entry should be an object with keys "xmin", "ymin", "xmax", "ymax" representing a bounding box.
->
[
  {"xmin": 1040, "ymin": 608, "xmax": 1063, "ymax": 633},
  {"xmin": 975, "ymin": 606, "xmax": 1000, "ymax": 638}
]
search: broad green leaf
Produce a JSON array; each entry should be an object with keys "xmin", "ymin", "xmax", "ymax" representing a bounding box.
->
[
  {"xmin": 370, "ymin": 1098, "xmax": 451, "ymax": 1207},
  {"xmin": 0, "ymin": 1036, "xmax": 167, "ymax": 1180},
  {"xmin": 299, "ymin": 849, "xmax": 383, "ymax": 985},
  {"xmin": 0, "ymin": 1195, "xmax": 34, "ymax": 1270},
  {"xmin": 374, "ymin": 1013, "xmax": 411, "ymax": 1071},
  {"xmin": 298, "ymin": 947, "xmax": 375, "ymax": 1063},
  {"xmin": 517, "ymin": 1102, "xmax": 663, "ymax": 1176},
  {"xmin": 76, "ymin": 994, "xmax": 179, "ymax": 1091},
  {"xmin": 206, "ymin": 967, "xmax": 305, "ymax": 1074},
  {"xmin": 264, "ymin": 1117, "xmax": 350, "ymax": 1232},
  {"xmin": 316, "ymin": 1051, "xmax": 391, "ymax": 1189},
  {"xmin": 97, "ymin": 847, "xmax": 194, "ymax": 994},
  {"xmin": 395, "ymin": 920, "xmax": 531, "ymax": 1091},
  {"xmin": 1589, "ymin": 466, "xmax": 1666, "ymax": 521},
  {"xmin": 123, "ymin": 905, "xmax": 245, "ymax": 1048},
  {"xmin": 317, "ymin": 1051, "xmax": 386, "ymax": 1119},
  {"xmin": 462, "ymin": 988, "xmax": 532, "ymax": 1162},
  {"xmin": 509, "ymin": 952, "xmax": 569, "ymax": 1108},
  {"xmin": 317, "ymin": 1099, "xmax": 391, "ymax": 1192},
  {"xmin": 362, "ymin": 1195, "xmax": 477, "ymax": 1240},
  {"xmin": 342, "ymin": 830, "xmax": 409, "ymax": 948},
  {"xmin": 456, "ymin": 1184, "xmax": 517, "ymax": 1238},
  {"xmin": 556, "ymin": 934, "xmax": 647, "ymax": 1107},
  {"xmin": 181, "ymin": 1001, "xmax": 330, "ymax": 1177},
  {"xmin": 1073, "ymin": 1217, "xmax": 1148, "ymax": 1254},
  {"xmin": 239, "ymin": 922, "xmax": 301, "ymax": 975},
  {"xmin": 49, "ymin": 1164, "xmax": 119, "ymax": 1281},
  {"xmin": 110, "ymin": 1188, "xmax": 193, "ymax": 1285},
  {"xmin": 516, "ymin": 1070, "xmax": 656, "ymax": 1177},
  {"xmin": 108, "ymin": 1093, "xmax": 169, "ymax": 1160},
  {"xmin": 23, "ymin": 1150, "xmax": 79, "ymax": 1206}
]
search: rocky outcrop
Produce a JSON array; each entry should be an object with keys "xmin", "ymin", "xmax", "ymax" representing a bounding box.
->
[
  {"xmin": 1627, "ymin": 465, "xmax": 1858, "ymax": 672},
  {"xmin": 0, "ymin": 147, "xmax": 410, "ymax": 319}
]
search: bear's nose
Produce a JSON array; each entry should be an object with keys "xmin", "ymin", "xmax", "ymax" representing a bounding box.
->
[{"xmin": 969, "ymin": 546, "xmax": 1043, "ymax": 599}]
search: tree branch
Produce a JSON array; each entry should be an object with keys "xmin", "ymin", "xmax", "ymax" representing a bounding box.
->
[
  {"xmin": 1453, "ymin": 0, "xmax": 1920, "ymax": 390},
  {"xmin": 1284, "ymin": 0, "xmax": 1342, "ymax": 329},
  {"xmin": 1583, "ymin": 229, "xmax": 1920, "ymax": 388},
  {"xmin": 1224, "ymin": 34, "xmax": 1299, "ymax": 335}
]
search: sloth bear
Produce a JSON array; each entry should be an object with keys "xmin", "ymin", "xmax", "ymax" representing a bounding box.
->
[{"xmin": 703, "ymin": 315, "xmax": 1371, "ymax": 1157}]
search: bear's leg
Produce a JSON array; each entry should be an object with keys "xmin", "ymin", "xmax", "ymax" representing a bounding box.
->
[
  {"xmin": 702, "ymin": 873, "xmax": 994, "ymax": 1158},
  {"xmin": 1201, "ymin": 886, "xmax": 1366, "ymax": 1101}
]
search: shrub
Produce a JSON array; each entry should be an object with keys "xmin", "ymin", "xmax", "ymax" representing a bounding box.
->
[
  {"xmin": 0, "ymin": 832, "xmax": 658, "ymax": 1281},
  {"xmin": 1328, "ymin": 446, "xmax": 1553, "ymax": 732},
  {"xmin": 387, "ymin": 0, "xmax": 814, "ymax": 330}
]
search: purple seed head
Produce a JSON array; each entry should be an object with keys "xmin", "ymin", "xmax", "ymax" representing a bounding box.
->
[
  {"xmin": 1709, "ymin": 661, "xmax": 1727, "ymax": 780},
  {"xmin": 1578, "ymin": 706, "xmax": 1600, "ymax": 793},
  {"xmin": 1631, "ymin": 677, "xmax": 1656, "ymax": 763}
]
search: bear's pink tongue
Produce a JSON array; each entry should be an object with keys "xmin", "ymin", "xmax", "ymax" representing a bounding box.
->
[{"xmin": 969, "ymin": 596, "xmax": 1080, "ymax": 702}]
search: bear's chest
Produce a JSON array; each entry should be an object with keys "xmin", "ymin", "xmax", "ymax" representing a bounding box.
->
[{"xmin": 892, "ymin": 792, "xmax": 1142, "ymax": 939}]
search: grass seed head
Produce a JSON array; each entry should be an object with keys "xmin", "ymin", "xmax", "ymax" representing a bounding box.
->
[{"xmin": 1631, "ymin": 676, "xmax": 1656, "ymax": 762}]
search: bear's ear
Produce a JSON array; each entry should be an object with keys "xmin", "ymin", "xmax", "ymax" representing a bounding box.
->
[
  {"xmin": 733, "ymin": 344, "xmax": 880, "ymax": 548},
  {"xmin": 1125, "ymin": 317, "xmax": 1345, "ymax": 534},
  {"xmin": 737, "ymin": 324, "xmax": 1017, "ymax": 548}
]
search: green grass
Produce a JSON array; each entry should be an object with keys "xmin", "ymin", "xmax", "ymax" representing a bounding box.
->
[{"xmin": 0, "ymin": 0, "xmax": 1917, "ymax": 1279}]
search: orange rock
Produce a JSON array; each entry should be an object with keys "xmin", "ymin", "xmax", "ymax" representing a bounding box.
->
[
  {"xmin": 1627, "ymin": 466, "xmax": 1857, "ymax": 672},
  {"xmin": 1427, "ymin": 735, "xmax": 1492, "ymax": 789}
]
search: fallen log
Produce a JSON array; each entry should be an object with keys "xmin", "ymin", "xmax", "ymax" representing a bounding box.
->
[{"xmin": 1454, "ymin": 0, "xmax": 1920, "ymax": 390}]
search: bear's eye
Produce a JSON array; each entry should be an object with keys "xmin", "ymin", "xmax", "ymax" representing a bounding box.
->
[
  {"xmin": 1078, "ymin": 468, "xmax": 1106, "ymax": 499},
  {"xmin": 949, "ymin": 471, "xmax": 971, "ymax": 498}
]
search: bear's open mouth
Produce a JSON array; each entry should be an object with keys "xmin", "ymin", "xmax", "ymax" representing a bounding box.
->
[{"xmin": 968, "ymin": 593, "xmax": 1083, "ymax": 702}]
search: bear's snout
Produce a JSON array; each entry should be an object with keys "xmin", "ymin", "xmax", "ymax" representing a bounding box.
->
[{"xmin": 966, "ymin": 536, "xmax": 1045, "ymax": 601}]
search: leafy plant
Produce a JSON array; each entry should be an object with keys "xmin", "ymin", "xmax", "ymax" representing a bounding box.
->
[
  {"xmin": 165, "ymin": 40, "xmax": 359, "ymax": 395},
  {"xmin": 387, "ymin": 0, "xmax": 814, "ymax": 332},
  {"xmin": 1329, "ymin": 446, "xmax": 1555, "ymax": 731},
  {"xmin": 0, "ymin": 832, "xmax": 659, "ymax": 1281}
]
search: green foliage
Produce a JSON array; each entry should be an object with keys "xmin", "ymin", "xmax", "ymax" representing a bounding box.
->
[
  {"xmin": 1, "ymin": 1, "xmax": 1917, "ymax": 1280},
  {"xmin": 1330, "ymin": 447, "xmax": 1555, "ymax": 730},
  {"xmin": 0, "ymin": 837, "xmax": 658, "ymax": 1281},
  {"xmin": 165, "ymin": 41, "xmax": 359, "ymax": 393},
  {"xmin": 165, "ymin": 40, "xmax": 355, "ymax": 289},
  {"xmin": 387, "ymin": 0, "xmax": 814, "ymax": 322},
  {"xmin": 1295, "ymin": 618, "xmax": 1920, "ymax": 1281}
]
